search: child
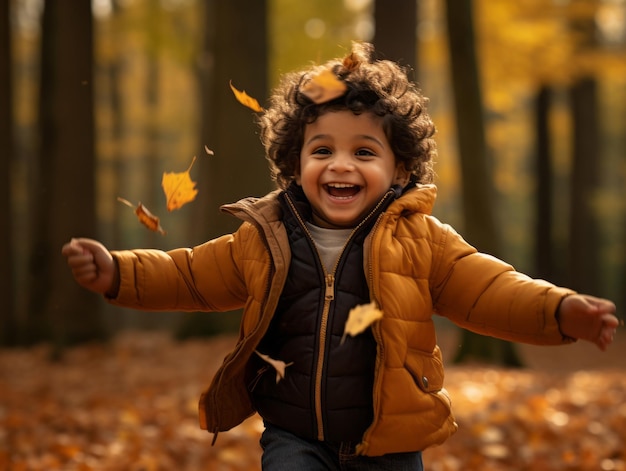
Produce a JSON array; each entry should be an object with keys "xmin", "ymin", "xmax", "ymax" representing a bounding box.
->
[{"xmin": 62, "ymin": 42, "xmax": 618, "ymax": 470}]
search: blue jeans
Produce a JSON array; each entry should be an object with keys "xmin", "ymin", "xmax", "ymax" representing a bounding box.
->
[{"xmin": 260, "ymin": 422, "xmax": 424, "ymax": 471}]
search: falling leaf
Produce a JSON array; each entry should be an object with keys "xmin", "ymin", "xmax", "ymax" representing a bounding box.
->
[
  {"xmin": 254, "ymin": 351, "xmax": 294, "ymax": 384},
  {"xmin": 204, "ymin": 145, "xmax": 214, "ymax": 156},
  {"xmin": 162, "ymin": 156, "xmax": 199, "ymax": 212},
  {"xmin": 117, "ymin": 197, "xmax": 166, "ymax": 235},
  {"xmin": 229, "ymin": 81, "xmax": 264, "ymax": 112},
  {"xmin": 341, "ymin": 302, "xmax": 383, "ymax": 344},
  {"xmin": 300, "ymin": 68, "xmax": 347, "ymax": 104}
]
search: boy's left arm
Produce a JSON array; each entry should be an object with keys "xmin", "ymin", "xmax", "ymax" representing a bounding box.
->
[{"xmin": 557, "ymin": 294, "xmax": 619, "ymax": 351}]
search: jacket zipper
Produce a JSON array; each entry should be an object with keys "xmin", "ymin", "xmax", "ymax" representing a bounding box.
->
[{"xmin": 284, "ymin": 189, "xmax": 395, "ymax": 441}]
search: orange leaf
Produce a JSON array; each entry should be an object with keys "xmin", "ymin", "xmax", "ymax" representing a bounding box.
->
[
  {"xmin": 300, "ymin": 69, "xmax": 347, "ymax": 104},
  {"xmin": 161, "ymin": 156, "xmax": 199, "ymax": 212},
  {"xmin": 229, "ymin": 81, "xmax": 264, "ymax": 112},
  {"xmin": 117, "ymin": 197, "xmax": 166, "ymax": 235}
]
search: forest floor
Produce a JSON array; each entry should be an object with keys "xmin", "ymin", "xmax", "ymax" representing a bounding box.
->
[{"xmin": 1, "ymin": 326, "xmax": 625, "ymax": 471}]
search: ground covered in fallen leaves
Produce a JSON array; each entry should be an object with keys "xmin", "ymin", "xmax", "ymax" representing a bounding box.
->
[{"xmin": 1, "ymin": 329, "xmax": 625, "ymax": 471}]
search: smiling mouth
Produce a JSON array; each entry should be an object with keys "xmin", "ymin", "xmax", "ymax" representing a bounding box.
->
[{"xmin": 325, "ymin": 183, "xmax": 361, "ymax": 199}]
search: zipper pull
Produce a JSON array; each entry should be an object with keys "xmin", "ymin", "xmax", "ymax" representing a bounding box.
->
[{"xmin": 325, "ymin": 274, "xmax": 335, "ymax": 301}]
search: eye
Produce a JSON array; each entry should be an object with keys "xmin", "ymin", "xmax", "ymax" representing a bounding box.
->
[
  {"xmin": 312, "ymin": 147, "xmax": 332, "ymax": 156},
  {"xmin": 355, "ymin": 148, "xmax": 375, "ymax": 159}
]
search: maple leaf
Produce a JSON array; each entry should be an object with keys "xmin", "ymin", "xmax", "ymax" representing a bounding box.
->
[
  {"xmin": 229, "ymin": 81, "xmax": 264, "ymax": 112},
  {"xmin": 341, "ymin": 302, "xmax": 383, "ymax": 344},
  {"xmin": 254, "ymin": 350, "xmax": 294, "ymax": 384},
  {"xmin": 117, "ymin": 197, "xmax": 166, "ymax": 235},
  {"xmin": 162, "ymin": 156, "xmax": 199, "ymax": 212},
  {"xmin": 300, "ymin": 68, "xmax": 347, "ymax": 104}
]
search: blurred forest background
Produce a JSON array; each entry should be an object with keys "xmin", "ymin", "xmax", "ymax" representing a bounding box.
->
[{"xmin": 1, "ymin": 0, "xmax": 625, "ymax": 359}]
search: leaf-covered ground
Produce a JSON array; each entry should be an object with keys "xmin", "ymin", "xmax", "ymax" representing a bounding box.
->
[{"xmin": 1, "ymin": 329, "xmax": 624, "ymax": 471}]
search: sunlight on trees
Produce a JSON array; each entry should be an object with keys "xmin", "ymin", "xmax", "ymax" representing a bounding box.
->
[{"xmin": 4, "ymin": 0, "xmax": 625, "ymax": 334}]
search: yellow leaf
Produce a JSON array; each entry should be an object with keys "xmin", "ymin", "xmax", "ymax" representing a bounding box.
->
[
  {"xmin": 117, "ymin": 197, "xmax": 166, "ymax": 235},
  {"xmin": 341, "ymin": 302, "xmax": 383, "ymax": 344},
  {"xmin": 161, "ymin": 156, "xmax": 198, "ymax": 212},
  {"xmin": 254, "ymin": 350, "xmax": 294, "ymax": 384},
  {"xmin": 229, "ymin": 81, "xmax": 264, "ymax": 112},
  {"xmin": 300, "ymin": 68, "xmax": 347, "ymax": 104}
]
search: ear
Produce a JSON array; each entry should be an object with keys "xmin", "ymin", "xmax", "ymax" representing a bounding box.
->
[{"xmin": 394, "ymin": 164, "xmax": 410, "ymax": 187}]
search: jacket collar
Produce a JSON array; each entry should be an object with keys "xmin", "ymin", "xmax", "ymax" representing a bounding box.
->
[
  {"xmin": 219, "ymin": 182, "xmax": 438, "ymax": 231},
  {"xmin": 386, "ymin": 183, "xmax": 437, "ymax": 217}
]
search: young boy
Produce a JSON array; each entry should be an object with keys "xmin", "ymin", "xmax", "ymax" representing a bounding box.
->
[{"xmin": 62, "ymin": 42, "xmax": 618, "ymax": 470}]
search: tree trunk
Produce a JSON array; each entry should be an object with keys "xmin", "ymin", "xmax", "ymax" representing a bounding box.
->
[
  {"xmin": 568, "ymin": 77, "xmax": 600, "ymax": 294},
  {"xmin": 373, "ymin": 0, "xmax": 417, "ymax": 79},
  {"xmin": 0, "ymin": 0, "xmax": 16, "ymax": 346},
  {"xmin": 179, "ymin": 0, "xmax": 270, "ymax": 338},
  {"xmin": 445, "ymin": 0, "xmax": 522, "ymax": 367},
  {"xmin": 533, "ymin": 85, "xmax": 554, "ymax": 281},
  {"xmin": 27, "ymin": 1, "xmax": 104, "ymax": 350}
]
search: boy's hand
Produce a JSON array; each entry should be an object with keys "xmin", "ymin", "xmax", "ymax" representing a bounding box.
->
[
  {"xmin": 558, "ymin": 294, "xmax": 619, "ymax": 351},
  {"xmin": 61, "ymin": 238, "xmax": 117, "ymax": 296}
]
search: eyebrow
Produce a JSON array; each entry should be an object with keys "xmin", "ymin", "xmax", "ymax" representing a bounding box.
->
[{"xmin": 304, "ymin": 134, "xmax": 385, "ymax": 148}]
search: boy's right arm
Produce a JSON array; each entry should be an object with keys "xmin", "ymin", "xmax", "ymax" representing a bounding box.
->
[{"xmin": 61, "ymin": 238, "xmax": 119, "ymax": 297}]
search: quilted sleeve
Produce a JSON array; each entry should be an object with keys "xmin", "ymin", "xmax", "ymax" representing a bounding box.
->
[
  {"xmin": 108, "ymin": 223, "xmax": 259, "ymax": 312},
  {"xmin": 429, "ymin": 221, "xmax": 575, "ymax": 345}
]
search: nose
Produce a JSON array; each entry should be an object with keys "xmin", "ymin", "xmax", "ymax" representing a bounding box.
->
[{"xmin": 327, "ymin": 152, "xmax": 355, "ymax": 172}]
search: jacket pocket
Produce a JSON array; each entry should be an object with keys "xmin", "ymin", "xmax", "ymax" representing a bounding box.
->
[{"xmin": 404, "ymin": 346, "xmax": 445, "ymax": 393}]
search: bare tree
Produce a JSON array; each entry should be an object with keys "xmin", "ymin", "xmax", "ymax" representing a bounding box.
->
[
  {"xmin": 568, "ymin": 77, "xmax": 600, "ymax": 295},
  {"xmin": 0, "ymin": 0, "xmax": 16, "ymax": 345},
  {"xmin": 26, "ymin": 1, "xmax": 104, "ymax": 349},
  {"xmin": 179, "ymin": 0, "xmax": 270, "ymax": 337},
  {"xmin": 373, "ymin": 0, "xmax": 417, "ymax": 78},
  {"xmin": 533, "ymin": 85, "xmax": 555, "ymax": 281},
  {"xmin": 445, "ymin": 0, "xmax": 522, "ymax": 366}
]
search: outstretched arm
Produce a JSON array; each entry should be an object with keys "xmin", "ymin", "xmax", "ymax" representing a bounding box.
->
[
  {"xmin": 61, "ymin": 238, "xmax": 119, "ymax": 297},
  {"xmin": 557, "ymin": 294, "xmax": 619, "ymax": 351}
]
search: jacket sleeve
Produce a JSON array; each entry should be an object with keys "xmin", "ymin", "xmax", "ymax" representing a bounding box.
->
[
  {"xmin": 429, "ymin": 220, "xmax": 575, "ymax": 345},
  {"xmin": 107, "ymin": 223, "xmax": 257, "ymax": 312}
]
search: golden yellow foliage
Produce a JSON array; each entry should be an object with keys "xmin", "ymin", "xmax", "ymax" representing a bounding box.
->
[
  {"xmin": 300, "ymin": 69, "xmax": 347, "ymax": 104},
  {"xmin": 161, "ymin": 156, "xmax": 199, "ymax": 212},
  {"xmin": 229, "ymin": 81, "xmax": 265, "ymax": 112}
]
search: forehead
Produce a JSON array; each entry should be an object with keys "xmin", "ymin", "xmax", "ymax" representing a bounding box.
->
[{"xmin": 304, "ymin": 110, "xmax": 385, "ymax": 137}]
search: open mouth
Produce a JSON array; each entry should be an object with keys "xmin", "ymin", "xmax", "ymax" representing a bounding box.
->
[{"xmin": 324, "ymin": 183, "xmax": 361, "ymax": 199}]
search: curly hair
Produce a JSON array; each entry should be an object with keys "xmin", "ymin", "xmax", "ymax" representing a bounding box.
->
[{"xmin": 258, "ymin": 42, "xmax": 437, "ymax": 190}]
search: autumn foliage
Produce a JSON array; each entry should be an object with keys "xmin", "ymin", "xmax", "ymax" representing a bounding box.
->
[{"xmin": 1, "ymin": 331, "xmax": 625, "ymax": 471}]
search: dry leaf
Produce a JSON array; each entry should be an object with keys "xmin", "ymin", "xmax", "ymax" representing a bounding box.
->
[
  {"xmin": 342, "ymin": 51, "xmax": 361, "ymax": 72},
  {"xmin": 229, "ymin": 81, "xmax": 264, "ymax": 112},
  {"xmin": 117, "ymin": 197, "xmax": 166, "ymax": 235},
  {"xmin": 341, "ymin": 302, "xmax": 383, "ymax": 344},
  {"xmin": 254, "ymin": 351, "xmax": 294, "ymax": 384},
  {"xmin": 162, "ymin": 156, "xmax": 198, "ymax": 212},
  {"xmin": 3, "ymin": 330, "xmax": 626, "ymax": 469},
  {"xmin": 300, "ymin": 69, "xmax": 347, "ymax": 104}
]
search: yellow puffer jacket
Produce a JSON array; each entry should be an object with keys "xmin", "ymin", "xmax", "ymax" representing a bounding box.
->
[{"xmin": 109, "ymin": 184, "xmax": 575, "ymax": 456}]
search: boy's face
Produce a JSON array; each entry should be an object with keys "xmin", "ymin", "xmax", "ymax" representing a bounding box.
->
[{"xmin": 296, "ymin": 110, "xmax": 407, "ymax": 229}]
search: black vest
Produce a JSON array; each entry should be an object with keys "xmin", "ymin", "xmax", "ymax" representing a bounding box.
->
[{"xmin": 250, "ymin": 184, "xmax": 396, "ymax": 443}]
